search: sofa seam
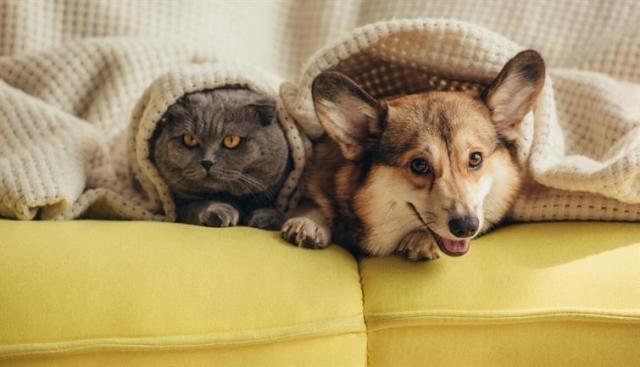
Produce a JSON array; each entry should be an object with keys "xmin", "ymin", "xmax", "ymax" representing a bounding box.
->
[
  {"xmin": 365, "ymin": 308, "xmax": 640, "ymax": 331},
  {"xmin": 355, "ymin": 258, "xmax": 370, "ymax": 367},
  {"xmin": 0, "ymin": 316, "xmax": 366, "ymax": 360}
]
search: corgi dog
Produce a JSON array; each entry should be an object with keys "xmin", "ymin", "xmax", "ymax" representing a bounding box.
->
[{"xmin": 281, "ymin": 50, "xmax": 545, "ymax": 261}]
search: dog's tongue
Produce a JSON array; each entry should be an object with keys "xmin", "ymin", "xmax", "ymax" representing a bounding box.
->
[{"xmin": 442, "ymin": 238, "xmax": 470, "ymax": 255}]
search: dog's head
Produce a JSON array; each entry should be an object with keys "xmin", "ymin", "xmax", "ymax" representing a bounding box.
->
[{"xmin": 312, "ymin": 50, "xmax": 545, "ymax": 256}]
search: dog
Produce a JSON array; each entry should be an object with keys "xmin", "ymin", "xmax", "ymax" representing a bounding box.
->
[{"xmin": 281, "ymin": 50, "xmax": 545, "ymax": 261}]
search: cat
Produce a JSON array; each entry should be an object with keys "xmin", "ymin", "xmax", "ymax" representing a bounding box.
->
[{"xmin": 151, "ymin": 87, "xmax": 290, "ymax": 229}]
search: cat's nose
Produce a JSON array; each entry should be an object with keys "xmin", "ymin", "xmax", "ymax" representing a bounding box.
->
[{"xmin": 200, "ymin": 160, "xmax": 214, "ymax": 170}]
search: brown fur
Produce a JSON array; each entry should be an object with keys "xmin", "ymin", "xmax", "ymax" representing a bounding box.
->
[{"xmin": 282, "ymin": 50, "xmax": 545, "ymax": 260}]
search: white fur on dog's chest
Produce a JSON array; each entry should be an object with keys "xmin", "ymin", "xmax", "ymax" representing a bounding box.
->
[{"xmin": 355, "ymin": 167, "xmax": 423, "ymax": 256}]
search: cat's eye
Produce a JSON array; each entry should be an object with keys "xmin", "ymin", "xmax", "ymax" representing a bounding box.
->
[
  {"xmin": 182, "ymin": 134, "xmax": 199, "ymax": 147},
  {"xmin": 223, "ymin": 135, "xmax": 242, "ymax": 149},
  {"xmin": 469, "ymin": 151, "xmax": 483, "ymax": 169},
  {"xmin": 410, "ymin": 158, "xmax": 431, "ymax": 176}
]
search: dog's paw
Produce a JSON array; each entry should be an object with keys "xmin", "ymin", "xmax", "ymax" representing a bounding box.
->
[
  {"xmin": 198, "ymin": 202, "xmax": 239, "ymax": 227},
  {"xmin": 246, "ymin": 208, "xmax": 283, "ymax": 230},
  {"xmin": 396, "ymin": 230, "xmax": 439, "ymax": 261},
  {"xmin": 281, "ymin": 217, "xmax": 330, "ymax": 249}
]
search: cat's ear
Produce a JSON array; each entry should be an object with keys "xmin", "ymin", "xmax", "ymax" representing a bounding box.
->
[
  {"xmin": 483, "ymin": 50, "xmax": 545, "ymax": 141},
  {"xmin": 248, "ymin": 99, "xmax": 277, "ymax": 126},
  {"xmin": 312, "ymin": 71, "xmax": 385, "ymax": 160}
]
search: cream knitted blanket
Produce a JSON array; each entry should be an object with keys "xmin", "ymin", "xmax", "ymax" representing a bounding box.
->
[
  {"xmin": 0, "ymin": 0, "xmax": 639, "ymax": 222},
  {"xmin": 0, "ymin": 42, "xmax": 309, "ymax": 220}
]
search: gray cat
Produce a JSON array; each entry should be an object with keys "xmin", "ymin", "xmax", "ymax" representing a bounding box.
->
[{"xmin": 151, "ymin": 88, "xmax": 290, "ymax": 229}]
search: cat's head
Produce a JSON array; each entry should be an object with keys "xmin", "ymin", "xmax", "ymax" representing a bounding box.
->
[{"xmin": 151, "ymin": 88, "xmax": 289, "ymax": 199}]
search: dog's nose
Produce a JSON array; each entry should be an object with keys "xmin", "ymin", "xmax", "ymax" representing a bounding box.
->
[
  {"xmin": 200, "ymin": 160, "xmax": 214, "ymax": 170},
  {"xmin": 448, "ymin": 216, "xmax": 479, "ymax": 238}
]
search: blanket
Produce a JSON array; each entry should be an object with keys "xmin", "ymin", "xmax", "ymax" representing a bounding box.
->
[
  {"xmin": 0, "ymin": 0, "xmax": 638, "ymax": 222},
  {"xmin": 0, "ymin": 41, "xmax": 309, "ymax": 220}
]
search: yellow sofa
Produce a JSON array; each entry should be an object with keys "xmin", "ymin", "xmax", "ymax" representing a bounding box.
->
[{"xmin": 1, "ymin": 220, "xmax": 639, "ymax": 366}]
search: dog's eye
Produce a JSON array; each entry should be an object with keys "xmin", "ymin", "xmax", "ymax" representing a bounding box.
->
[
  {"xmin": 469, "ymin": 152, "xmax": 483, "ymax": 169},
  {"xmin": 410, "ymin": 158, "xmax": 431, "ymax": 175}
]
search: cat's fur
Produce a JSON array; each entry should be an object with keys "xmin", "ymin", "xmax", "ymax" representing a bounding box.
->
[{"xmin": 151, "ymin": 87, "xmax": 290, "ymax": 229}]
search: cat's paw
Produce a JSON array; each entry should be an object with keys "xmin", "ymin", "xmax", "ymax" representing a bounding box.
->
[
  {"xmin": 246, "ymin": 208, "xmax": 283, "ymax": 230},
  {"xmin": 198, "ymin": 202, "xmax": 240, "ymax": 227},
  {"xmin": 281, "ymin": 217, "xmax": 330, "ymax": 249},
  {"xmin": 396, "ymin": 230, "xmax": 439, "ymax": 261}
]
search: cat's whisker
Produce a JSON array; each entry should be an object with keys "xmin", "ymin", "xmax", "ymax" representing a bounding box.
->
[
  {"xmin": 228, "ymin": 170, "xmax": 270, "ymax": 196},
  {"xmin": 241, "ymin": 176, "xmax": 268, "ymax": 193},
  {"xmin": 215, "ymin": 168, "xmax": 254, "ymax": 194},
  {"xmin": 181, "ymin": 166, "xmax": 205, "ymax": 181},
  {"xmin": 233, "ymin": 178, "xmax": 259, "ymax": 198},
  {"xmin": 237, "ymin": 177, "xmax": 264, "ymax": 197}
]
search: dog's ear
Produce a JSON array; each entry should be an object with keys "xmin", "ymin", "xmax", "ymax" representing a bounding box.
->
[
  {"xmin": 312, "ymin": 71, "xmax": 385, "ymax": 160},
  {"xmin": 483, "ymin": 50, "xmax": 545, "ymax": 141}
]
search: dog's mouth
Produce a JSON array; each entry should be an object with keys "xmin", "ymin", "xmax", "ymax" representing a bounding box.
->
[
  {"xmin": 433, "ymin": 233, "xmax": 470, "ymax": 257},
  {"xmin": 407, "ymin": 202, "xmax": 471, "ymax": 257}
]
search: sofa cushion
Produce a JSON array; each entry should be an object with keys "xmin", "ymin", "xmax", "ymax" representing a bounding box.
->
[
  {"xmin": 361, "ymin": 222, "xmax": 640, "ymax": 367},
  {"xmin": 0, "ymin": 220, "xmax": 366, "ymax": 366}
]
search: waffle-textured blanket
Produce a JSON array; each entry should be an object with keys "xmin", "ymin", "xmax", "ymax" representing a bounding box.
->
[{"xmin": 0, "ymin": 0, "xmax": 638, "ymax": 221}]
